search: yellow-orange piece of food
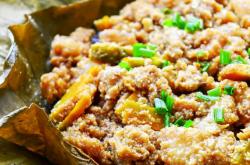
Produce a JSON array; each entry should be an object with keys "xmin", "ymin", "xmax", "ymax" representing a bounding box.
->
[
  {"xmin": 94, "ymin": 16, "xmax": 114, "ymax": 30},
  {"xmin": 49, "ymin": 66, "xmax": 102, "ymax": 129},
  {"xmin": 219, "ymin": 64, "xmax": 250, "ymax": 81},
  {"xmin": 115, "ymin": 99, "xmax": 164, "ymax": 131}
]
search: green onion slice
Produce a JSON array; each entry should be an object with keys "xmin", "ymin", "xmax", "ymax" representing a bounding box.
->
[
  {"xmin": 183, "ymin": 120, "xmax": 193, "ymax": 128},
  {"xmin": 207, "ymin": 87, "xmax": 222, "ymax": 97},
  {"xmin": 147, "ymin": 44, "xmax": 157, "ymax": 50},
  {"xmin": 231, "ymin": 56, "xmax": 248, "ymax": 64},
  {"xmin": 162, "ymin": 60, "xmax": 170, "ymax": 68},
  {"xmin": 133, "ymin": 43, "xmax": 156, "ymax": 58},
  {"xmin": 185, "ymin": 22, "xmax": 197, "ymax": 33},
  {"xmin": 161, "ymin": 8, "xmax": 173, "ymax": 15},
  {"xmin": 160, "ymin": 90, "xmax": 174, "ymax": 113},
  {"xmin": 139, "ymin": 48, "xmax": 155, "ymax": 58},
  {"xmin": 163, "ymin": 19, "xmax": 173, "ymax": 27},
  {"xmin": 164, "ymin": 113, "xmax": 170, "ymax": 127},
  {"xmin": 133, "ymin": 43, "xmax": 146, "ymax": 57},
  {"xmin": 213, "ymin": 108, "xmax": 225, "ymax": 123},
  {"xmin": 174, "ymin": 116, "xmax": 185, "ymax": 126},
  {"xmin": 196, "ymin": 50, "xmax": 206, "ymax": 57},
  {"xmin": 154, "ymin": 98, "xmax": 168, "ymax": 115},
  {"xmin": 196, "ymin": 92, "xmax": 219, "ymax": 102},
  {"xmin": 118, "ymin": 61, "xmax": 131, "ymax": 71},
  {"xmin": 247, "ymin": 48, "xmax": 250, "ymax": 56},
  {"xmin": 185, "ymin": 17, "xmax": 203, "ymax": 33},
  {"xmin": 224, "ymin": 85, "xmax": 235, "ymax": 95},
  {"xmin": 172, "ymin": 13, "xmax": 186, "ymax": 29},
  {"xmin": 200, "ymin": 62, "xmax": 211, "ymax": 73},
  {"xmin": 220, "ymin": 50, "xmax": 232, "ymax": 65},
  {"xmin": 161, "ymin": 90, "xmax": 167, "ymax": 101},
  {"xmin": 166, "ymin": 94, "xmax": 174, "ymax": 113}
]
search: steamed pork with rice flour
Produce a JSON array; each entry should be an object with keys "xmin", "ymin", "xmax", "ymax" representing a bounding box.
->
[{"xmin": 40, "ymin": 0, "xmax": 250, "ymax": 164}]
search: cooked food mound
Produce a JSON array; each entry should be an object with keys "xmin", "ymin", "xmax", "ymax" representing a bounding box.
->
[{"xmin": 40, "ymin": 0, "xmax": 250, "ymax": 164}]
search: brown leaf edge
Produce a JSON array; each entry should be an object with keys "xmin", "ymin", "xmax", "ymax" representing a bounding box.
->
[{"xmin": 0, "ymin": 103, "xmax": 98, "ymax": 165}]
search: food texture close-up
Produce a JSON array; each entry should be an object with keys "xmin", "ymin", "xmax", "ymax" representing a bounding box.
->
[{"xmin": 0, "ymin": 0, "xmax": 250, "ymax": 165}]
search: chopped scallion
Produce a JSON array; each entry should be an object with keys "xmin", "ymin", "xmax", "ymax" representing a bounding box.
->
[
  {"xmin": 224, "ymin": 85, "xmax": 235, "ymax": 96},
  {"xmin": 133, "ymin": 43, "xmax": 156, "ymax": 58},
  {"xmin": 133, "ymin": 43, "xmax": 146, "ymax": 57},
  {"xmin": 207, "ymin": 87, "xmax": 222, "ymax": 97},
  {"xmin": 185, "ymin": 17, "xmax": 203, "ymax": 33},
  {"xmin": 183, "ymin": 120, "xmax": 193, "ymax": 128},
  {"xmin": 196, "ymin": 92, "xmax": 219, "ymax": 102},
  {"xmin": 231, "ymin": 56, "xmax": 247, "ymax": 64},
  {"xmin": 118, "ymin": 61, "xmax": 131, "ymax": 71},
  {"xmin": 172, "ymin": 13, "xmax": 186, "ymax": 29},
  {"xmin": 166, "ymin": 94, "xmax": 174, "ymax": 113},
  {"xmin": 185, "ymin": 22, "xmax": 197, "ymax": 33},
  {"xmin": 161, "ymin": 90, "xmax": 167, "ymax": 101},
  {"xmin": 147, "ymin": 44, "xmax": 157, "ymax": 50},
  {"xmin": 163, "ymin": 19, "xmax": 173, "ymax": 27},
  {"xmin": 161, "ymin": 8, "xmax": 173, "ymax": 15},
  {"xmin": 196, "ymin": 51, "xmax": 206, "ymax": 57},
  {"xmin": 139, "ymin": 48, "xmax": 155, "ymax": 58},
  {"xmin": 164, "ymin": 113, "xmax": 170, "ymax": 127},
  {"xmin": 220, "ymin": 50, "xmax": 231, "ymax": 65},
  {"xmin": 247, "ymin": 48, "xmax": 250, "ymax": 56},
  {"xmin": 213, "ymin": 108, "xmax": 225, "ymax": 123},
  {"xmin": 154, "ymin": 98, "xmax": 167, "ymax": 115},
  {"xmin": 162, "ymin": 60, "xmax": 170, "ymax": 68},
  {"xmin": 200, "ymin": 62, "xmax": 211, "ymax": 73},
  {"xmin": 174, "ymin": 116, "xmax": 185, "ymax": 126}
]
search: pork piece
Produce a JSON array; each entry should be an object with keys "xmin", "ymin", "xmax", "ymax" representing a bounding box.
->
[
  {"xmin": 230, "ymin": 0, "xmax": 250, "ymax": 29},
  {"xmin": 115, "ymin": 99, "xmax": 164, "ymax": 131},
  {"xmin": 173, "ymin": 91, "xmax": 239, "ymax": 125},
  {"xmin": 98, "ymin": 66, "xmax": 127, "ymax": 100},
  {"xmin": 149, "ymin": 27, "xmax": 189, "ymax": 61},
  {"xmin": 217, "ymin": 22, "xmax": 250, "ymax": 42},
  {"xmin": 123, "ymin": 65, "xmax": 171, "ymax": 104},
  {"xmin": 99, "ymin": 29, "xmax": 137, "ymax": 46},
  {"xmin": 50, "ymin": 27, "xmax": 94, "ymax": 67},
  {"xmin": 220, "ymin": 80, "xmax": 250, "ymax": 124},
  {"xmin": 172, "ymin": 94, "xmax": 200, "ymax": 120},
  {"xmin": 235, "ymin": 87, "xmax": 250, "ymax": 124},
  {"xmin": 41, "ymin": 57, "xmax": 100, "ymax": 103},
  {"xmin": 217, "ymin": 23, "xmax": 248, "ymax": 56},
  {"xmin": 230, "ymin": 0, "xmax": 250, "ymax": 18},
  {"xmin": 63, "ymin": 115, "xmax": 117, "ymax": 164},
  {"xmin": 109, "ymin": 125, "xmax": 158, "ymax": 163},
  {"xmin": 208, "ymin": 95, "xmax": 239, "ymax": 124},
  {"xmin": 99, "ymin": 65, "xmax": 171, "ymax": 103},
  {"xmin": 159, "ymin": 126, "xmax": 236, "ymax": 165},
  {"xmin": 214, "ymin": 8, "xmax": 238, "ymax": 25},
  {"xmin": 207, "ymin": 56, "xmax": 220, "ymax": 76},
  {"xmin": 186, "ymin": 28, "xmax": 228, "ymax": 61},
  {"xmin": 163, "ymin": 61, "xmax": 204, "ymax": 93},
  {"xmin": 120, "ymin": 0, "xmax": 163, "ymax": 23},
  {"xmin": 40, "ymin": 65, "xmax": 75, "ymax": 103},
  {"xmin": 219, "ymin": 79, "xmax": 248, "ymax": 100},
  {"xmin": 219, "ymin": 64, "xmax": 250, "ymax": 81},
  {"xmin": 231, "ymin": 140, "xmax": 250, "ymax": 165},
  {"xmin": 237, "ymin": 123, "xmax": 250, "ymax": 140},
  {"xmin": 153, "ymin": 0, "xmax": 223, "ymax": 27}
]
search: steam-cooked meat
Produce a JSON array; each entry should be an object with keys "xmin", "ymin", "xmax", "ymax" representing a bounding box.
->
[{"xmin": 40, "ymin": 0, "xmax": 250, "ymax": 164}]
